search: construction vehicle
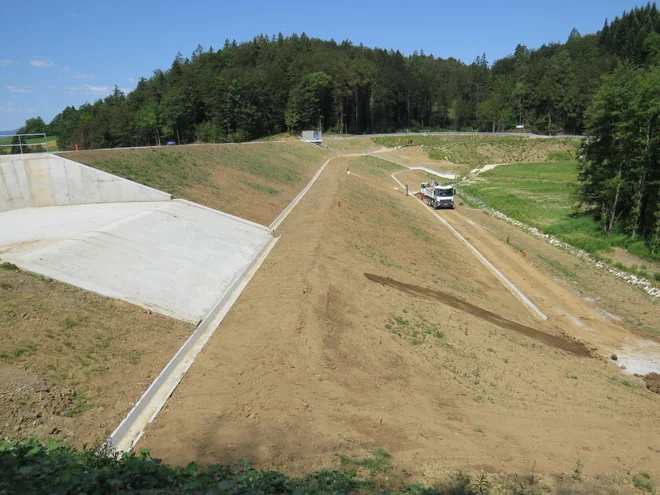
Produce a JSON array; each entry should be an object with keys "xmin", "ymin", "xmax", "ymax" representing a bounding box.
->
[{"xmin": 419, "ymin": 181, "xmax": 455, "ymax": 209}]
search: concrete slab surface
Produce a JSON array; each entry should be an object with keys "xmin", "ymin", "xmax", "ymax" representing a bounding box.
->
[{"xmin": 0, "ymin": 200, "xmax": 272, "ymax": 322}]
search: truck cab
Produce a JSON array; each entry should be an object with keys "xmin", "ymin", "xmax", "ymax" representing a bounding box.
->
[{"xmin": 420, "ymin": 182, "xmax": 455, "ymax": 209}]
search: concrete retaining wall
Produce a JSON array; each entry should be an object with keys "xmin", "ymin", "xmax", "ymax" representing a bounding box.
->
[{"xmin": 0, "ymin": 153, "xmax": 171, "ymax": 212}]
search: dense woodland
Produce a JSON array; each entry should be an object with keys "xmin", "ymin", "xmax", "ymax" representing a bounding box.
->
[
  {"xmin": 16, "ymin": 3, "xmax": 655, "ymax": 148},
  {"xmin": 15, "ymin": 4, "xmax": 660, "ymax": 255}
]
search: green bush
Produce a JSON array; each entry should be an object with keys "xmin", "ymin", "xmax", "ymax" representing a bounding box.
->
[
  {"xmin": 195, "ymin": 121, "xmax": 223, "ymax": 143},
  {"xmin": 0, "ymin": 438, "xmax": 366, "ymax": 495}
]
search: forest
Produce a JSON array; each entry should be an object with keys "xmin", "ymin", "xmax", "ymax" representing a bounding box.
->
[
  {"xmin": 14, "ymin": 3, "xmax": 653, "ymax": 149},
  {"xmin": 14, "ymin": 3, "xmax": 660, "ymax": 255}
]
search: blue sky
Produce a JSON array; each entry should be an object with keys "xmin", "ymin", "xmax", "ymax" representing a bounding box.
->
[{"xmin": 0, "ymin": 0, "xmax": 648, "ymax": 130}]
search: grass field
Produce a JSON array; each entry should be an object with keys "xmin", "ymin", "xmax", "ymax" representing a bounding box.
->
[
  {"xmin": 372, "ymin": 134, "xmax": 579, "ymax": 166},
  {"xmin": 461, "ymin": 161, "xmax": 660, "ymax": 278}
]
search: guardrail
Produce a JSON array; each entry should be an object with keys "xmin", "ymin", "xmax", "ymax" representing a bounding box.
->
[{"xmin": 0, "ymin": 133, "xmax": 50, "ymax": 154}]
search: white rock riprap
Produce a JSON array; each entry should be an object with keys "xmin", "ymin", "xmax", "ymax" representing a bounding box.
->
[{"xmin": 456, "ymin": 188, "xmax": 660, "ymax": 298}]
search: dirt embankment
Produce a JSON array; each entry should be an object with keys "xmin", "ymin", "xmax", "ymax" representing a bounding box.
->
[
  {"xmin": 140, "ymin": 155, "xmax": 660, "ymax": 485},
  {"xmin": 0, "ymin": 264, "xmax": 193, "ymax": 446}
]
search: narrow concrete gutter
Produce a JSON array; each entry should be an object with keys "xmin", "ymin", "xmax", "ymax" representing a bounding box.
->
[
  {"xmin": 270, "ymin": 155, "xmax": 340, "ymax": 231},
  {"xmin": 389, "ymin": 168, "xmax": 548, "ymax": 321},
  {"xmin": 105, "ymin": 235, "xmax": 279, "ymax": 452},
  {"xmin": 106, "ymin": 151, "xmax": 349, "ymax": 452}
]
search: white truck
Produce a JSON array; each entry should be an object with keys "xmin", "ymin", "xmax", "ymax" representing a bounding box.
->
[{"xmin": 419, "ymin": 182, "xmax": 455, "ymax": 209}]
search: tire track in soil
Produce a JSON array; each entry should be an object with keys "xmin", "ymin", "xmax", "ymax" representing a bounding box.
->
[{"xmin": 365, "ymin": 273, "xmax": 591, "ymax": 357}]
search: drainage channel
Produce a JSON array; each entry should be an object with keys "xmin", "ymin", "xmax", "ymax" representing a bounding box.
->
[
  {"xmin": 105, "ymin": 236, "xmax": 279, "ymax": 452},
  {"xmin": 366, "ymin": 152, "xmax": 457, "ymax": 179},
  {"xmin": 106, "ymin": 152, "xmax": 347, "ymax": 453},
  {"xmin": 389, "ymin": 167, "xmax": 547, "ymax": 321},
  {"xmin": 270, "ymin": 153, "xmax": 348, "ymax": 231}
]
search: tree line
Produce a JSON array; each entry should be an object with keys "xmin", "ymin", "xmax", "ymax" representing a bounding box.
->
[
  {"xmin": 574, "ymin": 3, "xmax": 660, "ymax": 256},
  {"xmin": 14, "ymin": 4, "xmax": 660, "ymax": 256},
  {"xmin": 14, "ymin": 3, "xmax": 655, "ymax": 150}
]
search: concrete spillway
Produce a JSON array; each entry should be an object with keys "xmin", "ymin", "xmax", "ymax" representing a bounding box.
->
[
  {"xmin": 0, "ymin": 153, "xmax": 171, "ymax": 212},
  {"xmin": 0, "ymin": 153, "xmax": 273, "ymax": 323}
]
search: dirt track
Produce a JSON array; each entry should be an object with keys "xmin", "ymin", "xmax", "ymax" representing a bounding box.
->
[{"xmin": 140, "ymin": 155, "xmax": 660, "ymax": 482}]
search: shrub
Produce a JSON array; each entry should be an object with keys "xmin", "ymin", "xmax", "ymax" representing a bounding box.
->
[{"xmin": 0, "ymin": 438, "xmax": 370, "ymax": 495}]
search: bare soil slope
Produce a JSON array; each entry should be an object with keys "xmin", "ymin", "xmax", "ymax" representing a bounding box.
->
[
  {"xmin": 0, "ymin": 264, "xmax": 193, "ymax": 447},
  {"xmin": 141, "ymin": 156, "xmax": 660, "ymax": 488},
  {"xmin": 63, "ymin": 142, "xmax": 333, "ymax": 225}
]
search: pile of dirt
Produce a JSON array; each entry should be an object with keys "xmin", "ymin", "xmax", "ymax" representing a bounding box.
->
[{"xmin": 645, "ymin": 373, "xmax": 660, "ymax": 394}]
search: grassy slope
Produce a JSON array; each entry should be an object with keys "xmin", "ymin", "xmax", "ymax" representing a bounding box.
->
[
  {"xmin": 372, "ymin": 134, "xmax": 579, "ymax": 166},
  {"xmin": 62, "ymin": 142, "xmax": 332, "ymax": 225},
  {"xmin": 461, "ymin": 161, "xmax": 660, "ymax": 278}
]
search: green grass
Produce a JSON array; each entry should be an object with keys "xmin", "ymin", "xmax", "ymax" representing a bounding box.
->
[
  {"xmin": 246, "ymin": 182, "xmax": 281, "ymax": 195},
  {"xmin": 462, "ymin": 162, "xmax": 577, "ymax": 227},
  {"xmin": 350, "ymin": 155, "xmax": 403, "ymax": 177},
  {"xmin": 462, "ymin": 161, "xmax": 660, "ymax": 267},
  {"xmin": 64, "ymin": 142, "xmax": 330, "ymax": 201},
  {"xmin": 537, "ymin": 254, "xmax": 579, "ymax": 281},
  {"xmin": 633, "ymin": 472, "xmax": 654, "ymax": 493},
  {"xmin": 65, "ymin": 392, "xmax": 92, "ymax": 417},
  {"xmin": 129, "ymin": 349, "xmax": 143, "ymax": 365},
  {"xmin": 338, "ymin": 447, "xmax": 393, "ymax": 477}
]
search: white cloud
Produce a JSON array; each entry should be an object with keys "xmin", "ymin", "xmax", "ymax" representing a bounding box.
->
[
  {"xmin": 62, "ymin": 66, "xmax": 71, "ymax": 72},
  {"xmin": 30, "ymin": 58, "xmax": 55, "ymax": 69},
  {"xmin": 7, "ymin": 85, "xmax": 32, "ymax": 94},
  {"xmin": 65, "ymin": 84, "xmax": 132, "ymax": 96},
  {"xmin": 0, "ymin": 105, "xmax": 34, "ymax": 113},
  {"xmin": 0, "ymin": 59, "xmax": 19, "ymax": 67},
  {"xmin": 73, "ymin": 73, "xmax": 95, "ymax": 80},
  {"xmin": 65, "ymin": 84, "xmax": 111, "ymax": 95},
  {"xmin": 47, "ymin": 85, "xmax": 57, "ymax": 89},
  {"xmin": 128, "ymin": 77, "xmax": 136, "ymax": 83}
]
